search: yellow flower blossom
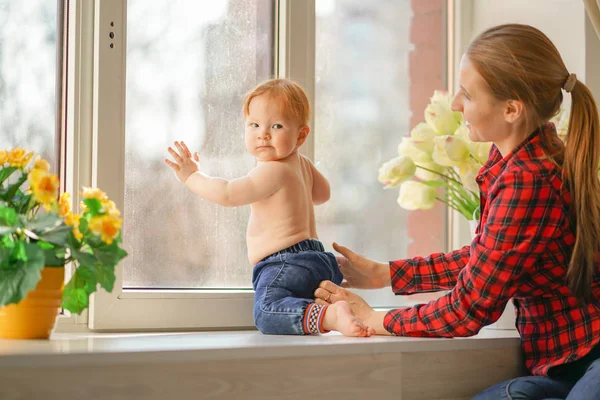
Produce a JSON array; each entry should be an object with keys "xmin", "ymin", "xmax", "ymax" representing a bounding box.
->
[
  {"xmin": 0, "ymin": 150, "xmax": 7, "ymax": 165},
  {"xmin": 88, "ymin": 214, "xmax": 122, "ymax": 245},
  {"xmin": 28, "ymin": 169, "xmax": 59, "ymax": 210},
  {"xmin": 81, "ymin": 187, "xmax": 108, "ymax": 201},
  {"xmin": 33, "ymin": 156, "xmax": 51, "ymax": 172},
  {"xmin": 64, "ymin": 212, "xmax": 83, "ymax": 240},
  {"xmin": 58, "ymin": 193, "xmax": 72, "ymax": 217},
  {"xmin": 8, "ymin": 148, "xmax": 34, "ymax": 168},
  {"xmin": 73, "ymin": 226, "xmax": 83, "ymax": 240},
  {"xmin": 64, "ymin": 212, "xmax": 81, "ymax": 227},
  {"xmin": 101, "ymin": 199, "xmax": 121, "ymax": 217}
]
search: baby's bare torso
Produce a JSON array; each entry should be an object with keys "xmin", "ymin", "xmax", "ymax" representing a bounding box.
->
[{"xmin": 247, "ymin": 153, "xmax": 317, "ymax": 265}]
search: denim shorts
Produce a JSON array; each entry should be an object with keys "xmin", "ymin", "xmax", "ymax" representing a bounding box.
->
[{"xmin": 251, "ymin": 239, "xmax": 343, "ymax": 335}]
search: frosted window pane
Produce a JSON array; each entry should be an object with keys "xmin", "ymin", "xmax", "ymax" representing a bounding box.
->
[
  {"xmin": 0, "ymin": 1, "xmax": 57, "ymax": 168},
  {"xmin": 315, "ymin": 1, "xmax": 430, "ymax": 262},
  {"xmin": 123, "ymin": 0, "xmax": 274, "ymax": 289}
]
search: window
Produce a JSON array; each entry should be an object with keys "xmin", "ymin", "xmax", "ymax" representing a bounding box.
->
[
  {"xmin": 84, "ymin": 0, "xmax": 450, "ymax": 330},
  {"xmin": 123, "ymin": 0, "xmax": 274, "ymax": 289},
  {"xmin": 313, "ymin": 0, "xmax": 448, "ymax": 306},
  {"xmin": 0, "ymin": 0, "xmax": 63, "ymax": 170}
]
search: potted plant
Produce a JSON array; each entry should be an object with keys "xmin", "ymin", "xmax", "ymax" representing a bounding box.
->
[{"xmin": 0, "ymin": 148, "xmax": 127, "ymax": 339}]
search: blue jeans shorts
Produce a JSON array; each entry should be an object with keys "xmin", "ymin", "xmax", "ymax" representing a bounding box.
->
[{"xmin": 251, "ymin": 239, "xmax": 343, "ymax": 335}]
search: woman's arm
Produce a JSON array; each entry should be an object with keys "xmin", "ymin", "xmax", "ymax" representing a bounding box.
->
[
  {"xmin": 385, "ymin": 170, "xmax": 563, "ymax": 337},
  {"xmin": 389, "ymin": 245, "xmax": 471, "ymax": 295}
]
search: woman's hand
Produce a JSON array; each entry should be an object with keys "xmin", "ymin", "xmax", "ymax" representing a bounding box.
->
[
  {"xmin": 165, "ymin": 141, "xmax": 200, "ymax": 183},
  {"xmin": 314, "ymin": 281, "xmax": 375, "ymax": 324},
  {"xmin": 333, "ymin": 242, "xmax": 391, "ymax": 289},
  {"xmin": 314, "ymin": 280, "xmax": 391, "ymax": 335}
]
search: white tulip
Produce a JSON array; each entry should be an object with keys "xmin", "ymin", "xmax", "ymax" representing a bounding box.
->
[
  {"xmin": 432, "ymin": 135, "xmax": 471, "ymax": 166},
  {"xmin": 424, "ymin": 91, "xmax": 462, "ymax": 135},
  {"xmin": 378, "ymin": 156, "xmax": 416, "ymax": 189},
  {"xmin": 410, "ymin": 122, "xmax": 440, "ymax": 141},
  {"xmin": 398, "ymin": 137, "xmax": 434, "ymax": 163},
  {"xmin": 397, "ymin": 181, "xmax": 437, "ymax": 210}
]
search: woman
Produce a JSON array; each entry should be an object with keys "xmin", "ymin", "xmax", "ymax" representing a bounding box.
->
[{"xmin": 315, "ymin": 24, "xmax": 600, "ymax": 399}]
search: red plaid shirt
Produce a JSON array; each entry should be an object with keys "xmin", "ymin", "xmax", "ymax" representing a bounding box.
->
[{"xmin": 384, "ymin": 124, "xmax": 600, "ymax": 376}]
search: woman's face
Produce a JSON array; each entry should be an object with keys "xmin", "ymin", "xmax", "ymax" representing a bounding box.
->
[{"xmin": 451, "ymin": 56, "xmax": 510, "ymax": 144}]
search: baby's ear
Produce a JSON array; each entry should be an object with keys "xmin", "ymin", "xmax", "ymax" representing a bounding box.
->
[{"xmin": 296, "ymin": 125, "xmax": 310, "ymax": 146}]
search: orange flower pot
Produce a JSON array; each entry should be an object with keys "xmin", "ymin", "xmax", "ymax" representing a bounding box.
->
[{"xmin": 0, "ymin": 266, "xmax": 65, "ymax": 339}]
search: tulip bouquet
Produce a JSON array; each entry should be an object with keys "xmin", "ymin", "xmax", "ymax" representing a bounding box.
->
[
  {"xmin": 0, "ymin": 148, "xmax": 127, "ymax": 314},
  {"xmin": 378, "ymin": 91, "xmax": 487, "ymax": 221},
  {"xmin": 378, "ymin": 91, "xmax": 573, "ymax": 221}
]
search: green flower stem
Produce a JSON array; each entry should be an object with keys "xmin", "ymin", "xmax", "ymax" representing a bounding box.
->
[
  {"xmin": 436, "ymin": 196, "xmax": 472, "ymax": 220},
  {"xmin": 415, "ymin": 165, "xmax": 463, "ymax": 186}
]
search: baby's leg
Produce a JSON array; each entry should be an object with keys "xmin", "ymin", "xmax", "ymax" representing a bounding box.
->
[{"xmin": 320, "ymin": 301, "xmax": 375, "ymax": 337}]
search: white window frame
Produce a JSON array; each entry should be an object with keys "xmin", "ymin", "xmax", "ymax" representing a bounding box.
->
[
  {"xmin": 55, "ymin": 0, "xmax": 458, "ymax": 331},
  {"xmin": 60, "ymin": 0, "xmax": 313, "ymax": 330},
  {"xmin": 56, "ymin": 0, "xmax": 455, "ymax": 331},
  {"xmin": 68, "ymin": 0, "xmax": 600, "ymax": 330}
]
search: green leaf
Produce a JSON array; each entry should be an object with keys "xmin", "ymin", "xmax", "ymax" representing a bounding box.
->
[
  {"xmin": 38, "ymin": 224, "xmax": 72, "ymax": 247},
  {"xmin": 0, "ymin": 227, "xmax": 16, "ymax": 235},
  {"xmin": 0, "ymin": 173, "xmax": 28, "ymax": 202},
  {"xmin": 0, "ymin": 206, "xmax": 18, "ymax": 226},
  {"xmin": 61, "ymin": 287, "xmax": 89, "ymax": 314},
  {"xmin": 66, "ymin": 230, "xmax": 82, "ymax": 250},
  {"xmin": 90, "ymin": 263, "xmax": 116, "ymax": 292},
  {"xmin": 0, "ymin": 247, "xmax": 13, "ymax": 268},
  {"xmin": 0, "ymin": 167, "xmax": 18, "ymax": 186},
  {"xmin": 13, "ymin": 193, "xmax": 33, "ymax": 214},
  {"xmin": 83, "ymin": 198, "xmax": 102, "ymax": 216},
  {"xmin": 42, "ymin": 246, "xmax": 66, "ymax": 267},
  {"xmin": 421, "ymin": 180, "xmax": 446, "ymax": 188},
  {"xmin": 62, "ymin": 265, "xmax": 97, "ymax": 314},
  {"xmin": 78, "ymin": 216, "xmax": 89, "ymax": 235},
  {"xmin": 27, "ymin": 213, "xmax": 62, "ymax": 231},
  {"xmin": 13, "ymin": 241, "xmax": 28, "ymax": 262},
  {"xmin": 0, "ymin": 243, "xmax": 45, "ymax": 307},
  {"xmin": 27, "ymin": 213, "xmax": 71, "ymax": 246},
  {"xmin": 71, "ymin": 248, "xmax": 97, "ymax": 268}
]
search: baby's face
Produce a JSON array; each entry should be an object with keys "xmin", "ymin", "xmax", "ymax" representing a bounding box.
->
[{"xmin": 244, "ymin": 94, "xmax": 306, "ymax": 162}]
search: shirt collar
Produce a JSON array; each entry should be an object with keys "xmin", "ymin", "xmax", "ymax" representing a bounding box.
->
[{"xmin": 476, "ymin": 123, "xmax": 559, "ymax": 189}]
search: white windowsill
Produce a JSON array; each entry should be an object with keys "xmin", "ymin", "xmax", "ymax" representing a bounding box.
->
[
  {"xmin": 0, "ymin": 329, "xmax": 520, "ymax": 368},
  {"xmin": 0, "ymin": 329, "xmax": 522, "ymax": 400}
]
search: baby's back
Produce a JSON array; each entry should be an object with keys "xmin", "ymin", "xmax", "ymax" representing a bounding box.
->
[{"xmin": 247, "ymin": 153, "xmax": 317, "ymax": 265}]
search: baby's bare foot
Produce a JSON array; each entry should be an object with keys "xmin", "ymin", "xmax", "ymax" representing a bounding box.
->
[{"xmin": 323, "ymin": 301, "xmax": 375, "ymax": 337}]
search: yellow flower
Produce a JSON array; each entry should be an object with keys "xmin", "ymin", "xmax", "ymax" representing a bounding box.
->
[
  {"xmin": 0, "ymin": 150, "xmax": 7, "ymax": 165},
  {"xmin": 58, "ymin": 193, "xmax": 72, "ymax": 217},
  {"xmin": 64, "ymin": 212, "xmax": 80, "ymax": 227},
  {"xmin": 101, "ymin": 199, "xmax": 121, "ymax": 217},
  {"xmin": 28, "ymin": 169, "xmax": 59, "ymax": 210},
  {"xmin": 64, "ymin": 212, "xmax": 83, "ymax": 240},
  {"xmin": 81, "ymin": 187, "xmax": 108, "ymax": 201},
  {"xmin": 73, "ymin": 227, "xmax": 83, "ymax": 240},
  {"xmin": 33, "ymin": 156, "xmax": 51, "ymax": 172},
  {"xmin": 88, "ymin": 214, "xmax": 122, "ymax": 245},
  {"xmin": 8, "ymin": 148, "xmax": 34, "ymax": 168}
]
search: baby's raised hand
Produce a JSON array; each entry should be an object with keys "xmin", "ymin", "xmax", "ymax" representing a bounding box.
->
[{"xmin": 164, "ymin": 141, "xmax": 200, "ymax": 183}]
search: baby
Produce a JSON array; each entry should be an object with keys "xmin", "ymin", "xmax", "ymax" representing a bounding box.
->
[{"xmin": 165, "ymin": 78, "xmax": 374, "ymax": 337}]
